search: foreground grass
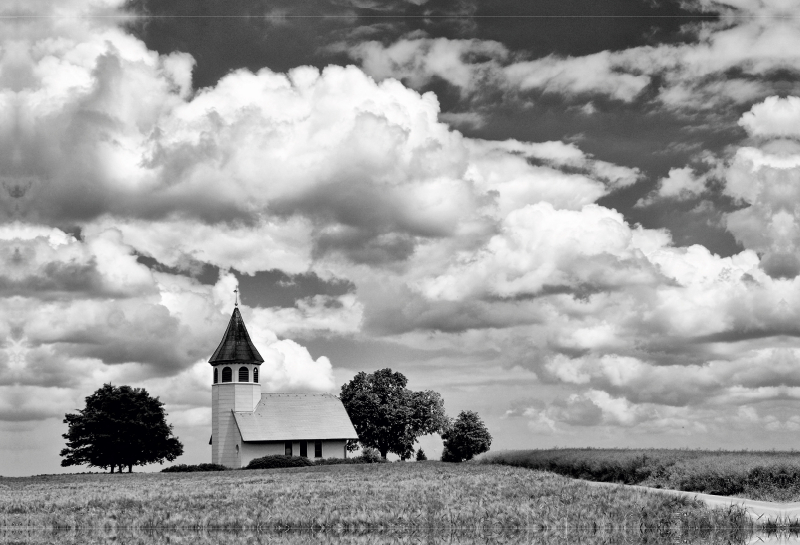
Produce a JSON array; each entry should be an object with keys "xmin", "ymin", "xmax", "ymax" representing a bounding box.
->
[
  {"xmin": 481, "ymin": 449, "xmax": 800, "ymax": 502},
  {"xmin": 0, "ymin": 462, "xmax": 749, "ymax": 537},
  {"xmin": 0, "ymin": 528, "xmax": 756, "ymax": 545}
]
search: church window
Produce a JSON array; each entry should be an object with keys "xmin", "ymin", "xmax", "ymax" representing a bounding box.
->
[
  {"xmin": 253, "ymin": 368, "xmax": 259, "ymax": 383},
  {"xmin": 314, "ymin": 440, "xmax": 322, "ymax": 458},
  {"xmin": 213, "ymin": 368, "xmax": 218, "ymax": 384},
  {"xmin": 285, "ymin": 441, "xmax": 292, "ymax": 456},
  {"xmin": 300, "ymin": 441, "xmax": 307, "ymax": 457},
  {"xmin": 238, "ymin": 367, "xmax": 249, "ymax": 382},
  {"xmin": 222, "ymin": 367, "xmax": 232, "ymax": 383}
]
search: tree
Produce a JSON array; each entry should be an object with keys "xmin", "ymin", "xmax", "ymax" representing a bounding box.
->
[
  {"xmin": 61, "ymin": 384, "xmax": 184, "ymax": 473},
  {"xmin": 415, "ymin": 448, "xmax": 427, "ymax": 461},
  {"xmin": 441, "ymin": 410, "xmax": 492, "ymax": 462},
  {"xmin": 340, "ymin": 368, "xmax": 448, "ymax": 459}
]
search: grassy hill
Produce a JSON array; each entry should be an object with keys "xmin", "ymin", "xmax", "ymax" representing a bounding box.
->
[{"xmin": 1, "ymin": 462, "xmax": 747, "ymax": 537}]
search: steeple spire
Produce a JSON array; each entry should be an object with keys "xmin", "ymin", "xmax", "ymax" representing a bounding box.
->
[
  {"xmin": 208, "ymin": 306, "xmax": 264, "ymax": 364},
  {"xmin": 234, "ymin": 288, "xmax": 238, "ymax": 307}
]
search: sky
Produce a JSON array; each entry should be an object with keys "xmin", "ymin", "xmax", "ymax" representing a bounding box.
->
[{"xmin": 3, "ymin": 0, "xmax": 800, "ymax": 476}]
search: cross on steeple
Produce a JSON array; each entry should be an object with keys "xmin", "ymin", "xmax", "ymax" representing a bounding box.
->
[{"xmin": 234, "ymin": 288, "xmax": 238, "ymax": 307}]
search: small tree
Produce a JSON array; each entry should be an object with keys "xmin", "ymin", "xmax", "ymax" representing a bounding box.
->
[
  {"xmin": 340, "ymin": 368, "xmax": 448, "ymax": 459},
  {"xmin": 415, "ymin": 448, "xmax": 427, "ymax": 461},
  {"xmin": 441, "ymin": 410, "xmax": 492, "ymax": 463},
  {"xmin": 61, "ymin": 384, "xmax": 184, "ymax": 473}
]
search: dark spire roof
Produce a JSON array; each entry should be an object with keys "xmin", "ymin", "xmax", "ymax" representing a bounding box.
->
[{"xmin": 209, "ymin": 307, "xmax": 264, "ymax": 365}]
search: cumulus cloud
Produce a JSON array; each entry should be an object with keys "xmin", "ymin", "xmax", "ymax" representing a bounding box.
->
[
  {"xmin": 418, "ymin": 203, "xmax": 666, "ymax": 300},
  {"xmin": 739, "ymin": 96, "xmax": 800, "ymax": 137},
  {"xmin": 723, "ymin": 122, "xmax": 800, "ymax": 278},
  {"xmin": 636, "ymin": 167, "xmax": 709, "ymax": 206},
  {"xmin": 9, "ymin": 26, "xmax": 644, "ymax": 268}
]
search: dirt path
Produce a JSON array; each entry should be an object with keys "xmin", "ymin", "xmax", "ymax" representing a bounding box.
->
[{"xmin": 580, "ymin": 480, "xmax": 798, "ymax": 521}]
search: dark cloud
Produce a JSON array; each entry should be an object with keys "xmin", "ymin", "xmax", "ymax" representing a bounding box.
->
[
  {"xmin": 235, "ymin": 269, "xmax": 354, "ymax": 308},
  {"xmin": 0, "ymin": 258, "xmax": 103, "ymax": 299},
  {"xmin": 361, "ymin": 287, "xmax": 546, "ymax": 335},
  {"xmin": 550, "ymin": 394, "xmax": 604, "ymax": 426},
  {"xmin": 301, "ymin": 334, "xmax": 466, "ymax": 369},
  {"xmin": 137, "ymin": 254, "xmax": 219, "ymax": 285},
  {"xmin": 22, "ymin": 301, "xmax": 226, "ymax": 372}
]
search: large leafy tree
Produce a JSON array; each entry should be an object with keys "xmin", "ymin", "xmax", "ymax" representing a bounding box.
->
[
  {"xmin": 61, "ymin": 384, "xmax": 184, "ymax": 473},
  {"xmin": 441, "ymin": 410, "xmax": 492, "ymax": 462},
  {"xmin": 340, "ymin": 368, "xmax": 448, "ymax": 460}
]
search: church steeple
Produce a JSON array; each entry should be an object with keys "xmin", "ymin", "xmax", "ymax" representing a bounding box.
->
[
  {"xmin": 210, "ymin": 301, "xmax": 264, "ymax": 467},
  {"xmin": 208, "ymin": 306, "xmax": 264, "ymax": 365}
]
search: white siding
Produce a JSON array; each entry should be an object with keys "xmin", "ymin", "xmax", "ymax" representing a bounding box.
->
[
  {"xmin": 212, "ymin": 382, "xmax": 261, "ymax": 468},
  {"xmin": 233, "ymin": 383, "xmax": 260, "ymax": 412},
  {"xmin": 240, "ymin": 441, "xmax": 285, "ymax": 467},
  {"xmin": 211, "ymin": 386, "xmax": 239, "ymax": 468},
  {"xmin": 239, "ymin": 439, "xmax": 349, "ymax": 468},
  {"xmin": 322, "ymin": 440, "xmax": 347, "ymax": 459}
]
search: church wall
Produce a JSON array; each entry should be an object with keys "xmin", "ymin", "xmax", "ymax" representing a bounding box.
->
[
  {"xmin": 240, "ymin": 439, "xmax": 349, "ymax": 467},
  {"xmin": 240, "ymin": 441, "xmax": 284, "ymax": 467},
  {"xmin": 233, "ymin": 382, "xmax": 261, "ymax": 412},
  {"xmin": 211, "ymin": 385, "xmax": 240, "ymax": 468},
  {"xmin": 212, "ymin": 382, "xmax": 262, "ymax": 469},
  {"xmin": 322, "ymin": 440, "xmax": 347, "ymax": 459}
]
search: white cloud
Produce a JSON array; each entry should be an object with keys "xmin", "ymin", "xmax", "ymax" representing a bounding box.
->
[
  {"xmin": 723, "ymin": 134, "xmax": 800, "ymax": 278},
  {"xmin": 348, "ymin": 37, "xmax": 508, "ymax": 91},
  {"xmin": 259, "ymin": 340, "xmax": 336, "ymax": 393},
  {"xmin": 87, "ymin": 217, "xmax": 315, "ymax": 276},
  {"xmin": 655, "ymin": 167, "xmax": 707, "ymax": 200},
  {"xmin": 418, "ymin": 202, "xmax": 664, "ymax": 300},
  {"xmin": 503, "ymin": 53, "xmax": 651, "ymax": 103},
  {"xmin": 347, "ymin": 36, "xmax": 651, "ymax": 103},
  {"xmin": 739, "ymin": 96, "xmax": 800, "ymax": 137}
]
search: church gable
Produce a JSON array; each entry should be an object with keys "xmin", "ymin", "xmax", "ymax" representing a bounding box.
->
[{"xmin": 233, "ymin": 393, "xmax": 359, "ymax": 442}]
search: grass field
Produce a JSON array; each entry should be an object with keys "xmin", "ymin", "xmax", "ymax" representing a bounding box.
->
[
  {"xmin": 0, "ymin": 462, "xmax": 750, "ymax": 539},
  {"xmin": 482, "ymin": 449, "xmax": 800, "ymax": 502},
  {"xmin": 0, "ymin": 528, "xmax": 751, "ymax": 545}
]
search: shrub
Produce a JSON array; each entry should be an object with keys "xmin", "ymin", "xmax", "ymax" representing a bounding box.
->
[
  {"xmin": 245, "ymin": 455, "xmax": 314, "ymax": 469},
  {"xmin": 314, "ymin": 457, "xmax": 360, "ymax": 465},
  {"xmin": 360, "ymin": 447, "xmax": 382, "ymax": 463},
  {"xmin": 161, "ymin": 463, "xmax": 228, "ymax": 473},
  {"xmin": 315, "ymin": 449, "xmax": 388, "ymax": 465},
  {"xmin": 416, "ymin": 448, "xmax": 427, "ymax": 461}
]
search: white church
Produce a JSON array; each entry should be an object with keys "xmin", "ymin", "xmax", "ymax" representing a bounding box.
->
[{"xmin": 209, "ymin": 303, "xmax": 359, "ymax": 468}]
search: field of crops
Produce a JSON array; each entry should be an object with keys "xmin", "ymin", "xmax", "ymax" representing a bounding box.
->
[
  {"xmin": 482, "ymin": 449, "xmax": 800, "ymax": 502},
  {"xmin": 0, "ymin": 462, "xmax": 749, "ymax": 538}
]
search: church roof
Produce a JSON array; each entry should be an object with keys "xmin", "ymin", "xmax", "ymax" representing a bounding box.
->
[
  {"xmin": 208, "ymin": 307, "xmax": 264, "ymax": 364},
  {"xmin": 233, "ymin": 393, "xmax": 359, "ymax": 441}
]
